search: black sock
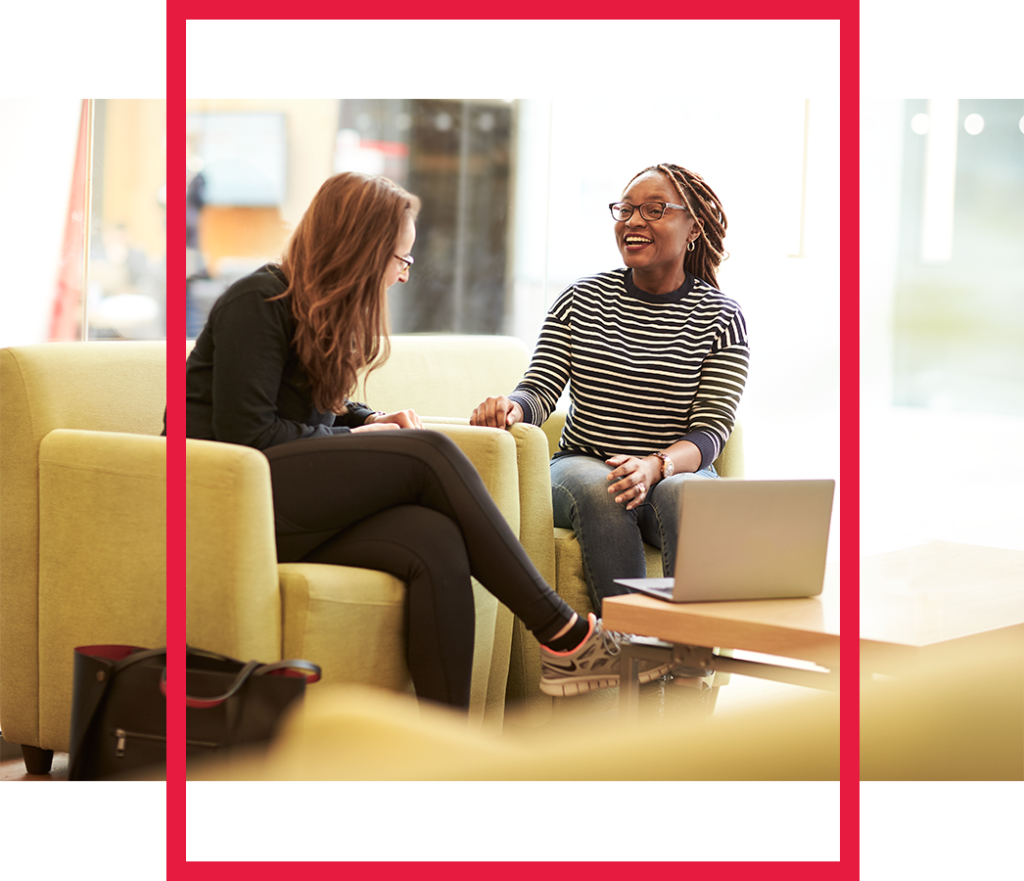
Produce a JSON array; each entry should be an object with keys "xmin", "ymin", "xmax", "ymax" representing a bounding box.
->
[{"xmin": 543, "ymin": 615, "xmax": 590, "ymax": 652}]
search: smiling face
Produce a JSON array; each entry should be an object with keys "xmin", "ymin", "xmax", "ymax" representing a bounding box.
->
[{"xmin": 615, "ymin": 170, "xmax": 701, "ymax": 294}]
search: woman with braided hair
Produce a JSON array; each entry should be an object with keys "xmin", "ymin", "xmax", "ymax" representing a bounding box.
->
[{"xmin": 472, "ymin": 163, "xmax": 749, "ymax": 703}]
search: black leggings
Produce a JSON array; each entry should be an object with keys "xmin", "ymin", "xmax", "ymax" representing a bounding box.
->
[{"xmin": 264, "ymin": 430, "xmax": 575, "ymax": 709}]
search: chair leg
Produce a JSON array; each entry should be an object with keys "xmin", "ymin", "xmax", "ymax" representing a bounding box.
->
[{"xmin": 21, "ymin": 745, "xmax": 54, "ymax": 775}]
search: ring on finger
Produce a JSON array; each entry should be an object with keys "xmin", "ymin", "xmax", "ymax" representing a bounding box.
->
[{"xmin": 636, "ymin": 482, "xmax": 645, "ymax": 495}]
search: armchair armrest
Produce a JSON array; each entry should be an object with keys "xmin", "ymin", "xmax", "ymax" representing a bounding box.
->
[
  {"xmin": 424, "ymin": 419, "xmax": 553, "ymax": 582},
  {"xmin": 507, "ymin": 423, "xmax": 555, "ymax": 586},
  {"xmin": 541, "ymin": 410, "xmax": 566, "ymax": 459},
  {"xmin": 185, "ymin": 439, "xmax": 282, "ymax": 662},
  {"xmin": 35, "ymin": 429, "xmax": 167, "ymax": 750},
  {"xmin": 421, "ymin": 420, "xmax": 521, "ymax": 728},
  {"xmin": 422, "ymin": 421, "xmax": 560, "ymax": 718},
  {"xmin": 423, "ymin": 420, "xmax": 520, "ymax": 536}
]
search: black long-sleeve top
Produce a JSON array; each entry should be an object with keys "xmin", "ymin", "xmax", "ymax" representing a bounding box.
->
[{"xmin": 185, "ymin": 265, "xmax": 374, "ymax": 450}]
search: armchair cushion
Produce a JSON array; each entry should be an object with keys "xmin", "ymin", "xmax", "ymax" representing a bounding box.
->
[
  {"xmin": 279, "ymin": 564, "xmax": 411, "ymax": 694},
  {"xmin": 355, "ymin": 334, "xmax": 529, "ymax": 418}
]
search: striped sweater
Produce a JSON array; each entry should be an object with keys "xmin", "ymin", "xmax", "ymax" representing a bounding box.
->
[{"xmin": 508, "ymin": 268, "xmax": 749, "ymax": 470}]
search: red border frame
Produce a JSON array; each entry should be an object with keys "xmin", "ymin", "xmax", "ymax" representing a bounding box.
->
[
  {"xmin": 173, "ymin": 861, "xmax": 845, "ymax": 880},
  {"xmin": 177, "ymin": 0, "xmax": 842, "ymax": 18},
  {"xmin": 838, "ymin": 0, "xmax": 860, "ymax": 870},
  {"xmin": 167, "ymin": 3, "xmax": 186, "ymax": 869},
  {"xmin": 169, "ymin": 5, "xmax": 864, "ymax": 872}
]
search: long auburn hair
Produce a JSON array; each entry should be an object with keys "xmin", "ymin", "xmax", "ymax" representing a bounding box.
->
[
  {"xmin": 626, "ymin": 163, "xmax": 728, "ymax": 288},
  {"xmin": 274, "ymin": 172, "xmax": 420, "ymax": 413}
]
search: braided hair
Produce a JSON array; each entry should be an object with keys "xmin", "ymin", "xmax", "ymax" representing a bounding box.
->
[{"xmin": 626, "ymin": 163, "xmax": 728, "ymax": 288}]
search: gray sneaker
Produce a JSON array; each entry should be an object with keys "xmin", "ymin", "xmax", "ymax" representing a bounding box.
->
[{"xmin": 539, "ymin": 614, "xmax": 673, "ymax": 697}]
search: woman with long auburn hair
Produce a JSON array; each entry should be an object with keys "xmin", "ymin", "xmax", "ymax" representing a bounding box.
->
[{"xmin": 185, "ymin": 172, "xmax": 671, "ymax": 709}]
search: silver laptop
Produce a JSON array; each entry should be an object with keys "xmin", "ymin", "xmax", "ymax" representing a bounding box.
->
[{"xmin": 614, "ymin": 478, "xmax": 835, "ymax": 602}]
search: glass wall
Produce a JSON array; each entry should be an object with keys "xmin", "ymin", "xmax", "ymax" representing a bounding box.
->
[
  {"xmin": 185, "ymin": 97, "xmax": 840, "ymax": 557},
  {"xmin": 1, "ymin": 99, "xmax": 83, "ymax": 347},
  {"xmin": 0, "ymin": 99, "xmax": 166, "ymax": 345},
  {"xmin": 861, "ymin": 98, "xmax": 1024, "ymax": 553},
  {"xmin": 87, "ymin": 98, "xmax": 167, "ymax": 340}
]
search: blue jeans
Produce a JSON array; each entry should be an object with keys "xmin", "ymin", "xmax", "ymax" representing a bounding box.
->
[{"xmin": 550, "ymin": 452, "xmax": 718, "ymax": 615}]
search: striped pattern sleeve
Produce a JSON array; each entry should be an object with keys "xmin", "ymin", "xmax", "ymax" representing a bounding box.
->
[
  {"xmin": 512, "ymin": 270, "xmax": 749, "ymax": 469},
  {"xmin": 680, "ymin": 306, "xmax": 749, "ymax": 467},
  {"xmin": 507, "ymin": 286, "xmax": 575, "ymax": 425}
]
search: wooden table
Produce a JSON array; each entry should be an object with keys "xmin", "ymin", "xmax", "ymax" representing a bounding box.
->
[
  {"xmin": 604, "ymin": 542, "xmax": 1024, "ymax": 716},
  {"xmin": 860, "ymin": 541, "xmax": 1024, "ymax": 675},
  {"xmin": 859, "ymin": 542, "xmax": 1024, "ymax": 780},
  {"xmin": 603, "ymin": 564, "xmax": 841, "ymax": 715}
]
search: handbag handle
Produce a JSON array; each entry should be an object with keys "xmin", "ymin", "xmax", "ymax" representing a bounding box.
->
[
  {"xmin": 159, "ymin": 653, "xmax": 322, "ymax": 707},
  {"xmin": 184, "ymin": 660, "xmax": 262, "ymax": 709},
  {"xmin": 252, "ymin": 659, "xmax": 322, "ymax": 683},
  {"xmin": 76, "ymin": 645, "xmax": 167, "ymax": 669}
]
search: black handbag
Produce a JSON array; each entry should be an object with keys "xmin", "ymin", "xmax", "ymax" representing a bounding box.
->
[
  {"xmin": 68, "ymin": 645, "xmax": 320, "ymax": 781},
  {"xmin": 69, "ymin": 645, "xmax": 166, "ymax": 780},
  {"xmin": 180, "ymin": 646, "xmax": 321, "ymax": 766}
]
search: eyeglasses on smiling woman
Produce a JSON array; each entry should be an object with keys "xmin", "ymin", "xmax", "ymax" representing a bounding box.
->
[
  {"xmin": 394, "ymin": 253, "xmax": 415, "ymax": 273},
  {"xmin": 609, "ymin": 201, "xmax": 689, "ymax": 222}
]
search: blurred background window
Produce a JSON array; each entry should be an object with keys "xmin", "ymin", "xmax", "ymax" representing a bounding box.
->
[
  {"xmin": 861, "ymin": 98, "xmax": 1024, "ymax": 553},
  {"xmin": 185, "ymin": 97, "xmax": 839, "ymax": 559},
  {"xmin": 0, "ymin": 99, "xmax": 166, "ymax": 345},
  {"xmin": 186, "ymin": 99, "xmax": 516, "ymax": 337}
]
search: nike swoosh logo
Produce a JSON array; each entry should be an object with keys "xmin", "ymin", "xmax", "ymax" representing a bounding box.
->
[{"xmin": 543, "ymin": 658, "xmax": 578, "ymax": 673}]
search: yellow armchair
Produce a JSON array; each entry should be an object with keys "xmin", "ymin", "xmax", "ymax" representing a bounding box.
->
[
  {"xmin": 0, "ymin": 334, "xmax": 539, "ymax": 775},
  {"xmin": 185, "ymin": 333, "xmax": 537, "ymax": 734},
  {"xmin": 1, "ymin": 342, "xmax": 167, "ymax": 772}
]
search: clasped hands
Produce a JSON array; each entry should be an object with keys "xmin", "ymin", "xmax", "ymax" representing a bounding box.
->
[{"xmin": 606, "ymin": 453, "xmax": 661, "ymax": 510}]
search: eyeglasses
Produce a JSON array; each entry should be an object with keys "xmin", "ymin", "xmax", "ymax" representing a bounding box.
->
[
  {"xmin": 394, "ymin": 254, "xmax": 414, "ymax": 273},
  {"xmin": 609, "ymin": 201, "xmax": 689, "ymax": 222}
]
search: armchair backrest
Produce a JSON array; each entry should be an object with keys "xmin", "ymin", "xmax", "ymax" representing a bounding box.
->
[
  {"xmin": 186, "ymin": 334, "xmax": 530, "ymax": 421},
  {"xmin": 713, "ymin": 421, "xmax": 745, "ymax": 478},
  {"xmin": 1, "ymin": 342, "xmax": 166, "ymax": 440},
  {"xmin": 1, "ymin": 341, "xmax": 166, "ymax": 604},
  {"xmin": 355, "ymin": 334, "xmax": 529, "ymax": 418}
]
